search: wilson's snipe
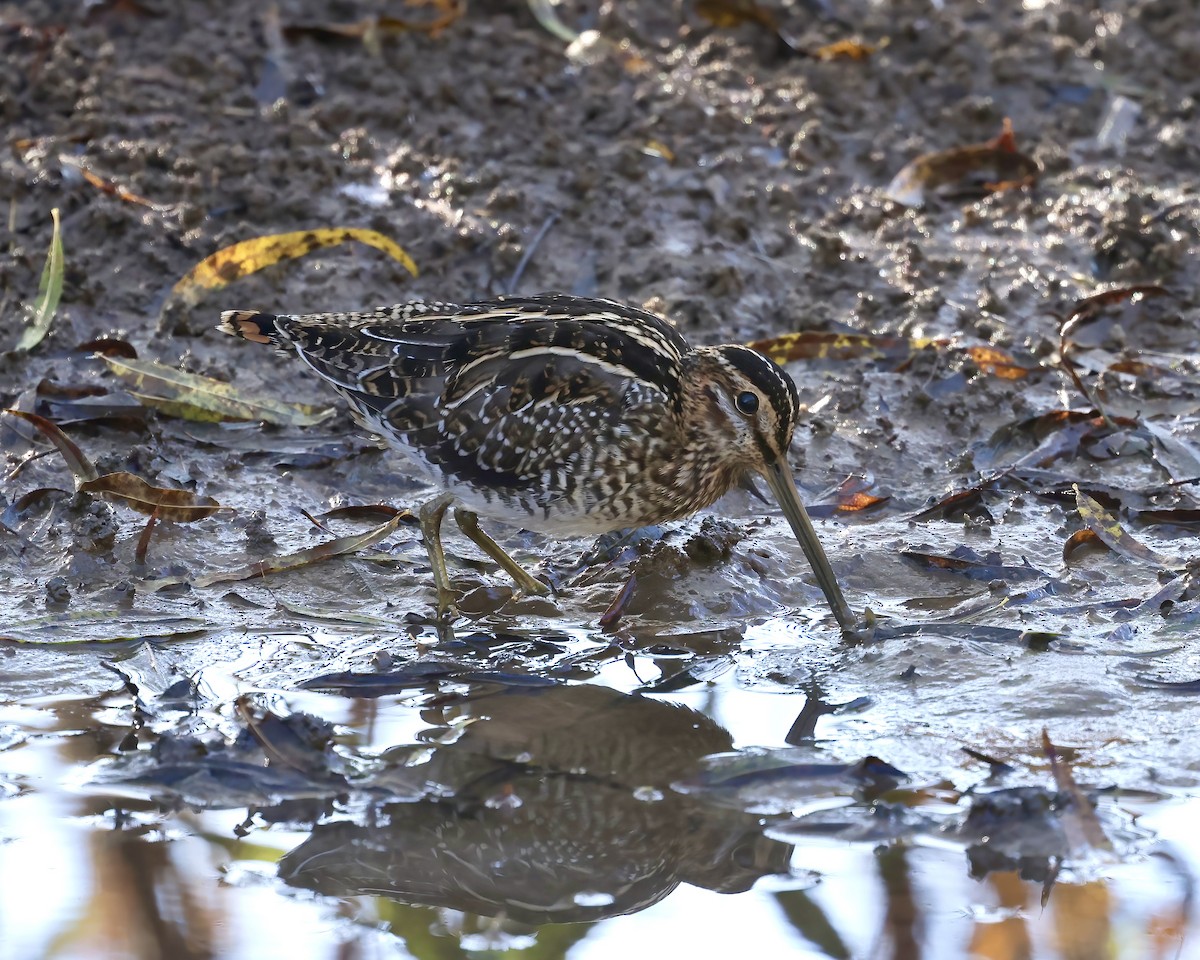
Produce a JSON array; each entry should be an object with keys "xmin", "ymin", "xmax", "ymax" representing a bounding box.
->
[{"xmin": 219, "ymin": 294, "xmax": 854, "ymax": 630}]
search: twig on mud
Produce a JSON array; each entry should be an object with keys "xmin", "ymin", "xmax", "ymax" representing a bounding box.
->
[
  {"xmin": 506, "ymin": 214, "xmax": 560, "ymax": 295},
  {"xmin": 1056, "ymin": 284, "xmax": 1170, "ymax": 428},
  {"xmin": 3, "ymin": 447, "xmax": 58, "ymax": 484}
]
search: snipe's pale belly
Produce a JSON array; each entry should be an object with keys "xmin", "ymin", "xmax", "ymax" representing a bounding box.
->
[{"xmin": 383, "ymin": 436, "xmax": 671, "ymax": 538}]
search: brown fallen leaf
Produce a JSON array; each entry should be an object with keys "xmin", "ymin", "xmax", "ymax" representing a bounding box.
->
[
  {"xmin": 696, "ymin": 0, "xmax": 780, "ymax": 30},
  {"xmin": 36, "ymin": 380, "xmax": 107, "ymax": 402},
  {"xmin": 809, "ymin": 475, "xmax": 890, "ymax": 518},
  {"xmin": 599, "ymin": 572, "xmax": 637, "ymax": 630},
  {"xmin": 1062, "ymin": 528, "xmax": 1106, "ymax": 565},
  {"xmin": 750, "ymin": 330, "xmax": 1029, "ymax": 380},
  {"xmin": 911, "ymin": 486, "xmax": 994, "ymax": 523},
  {"xmin": 885, "ymin": 118, "xmax": 1040, "ymax": 207},
  {"xmin": 813, "ymin": 38, "xmax": 875, "ymax": 61},
  {"xmin": 832, "ymin": 475, "xmax": 889, "ymax": 513},
  {"xmin": 1136, "ymin": 508, "xmax": 1200, "ymax": 528},
  {"xmin": 1057, "ymin": 284, "xmax": 1172, "ymax": 413},
  {"xmin": 1072, "ymin": 484, "xmax": 1183, "ymax": 571},
  {"xmin": 0, "ymin": 409, "xmax": 98, "ymax": 483},
  {"xmin": 963, "ymin": 345, "xmax": 1030, "ymax": 380},
  {"xmin": 70, "ymin": 337, "xmax": 138, "ymax": 359},
  {"xmin": 161, "ymin": 513, "xmax": 406, "ymax": 591},
  {"xmin": 321, "ymin": 504, "xmax": 417, "ymax": 525},
  {"xmin": 79, "ymin": 473, "xmax": 223, "ymax": 522},
  {"xmin": 283, "ymin": 0, "xmax": 465, "ymax": 42},
  {"xmin": 1063, "ymin": 284, "xmax": 1170, "ymax": 325},
  {"xmin": 61, "ymin": 157, "xmax": 159, "ymax": 210},
  {"xmin": 84, "ymin": 0, "xmax": 164, "ymax": 19},
  {"xmin": 1105, "ymin": 359, "xmax": 1175, "ymax": 379},
  {"xmin": 695, "ymin": 0, "xmax": 805, "ymax": 55},
  {"xmin": 169, "ymin": 228, "xmax": 418, "ymax": 309},
  {"xmin": 994, "ymin": 411, "xmax": 1140, "ymax": 472},
  {"xmin": 901, "ymin": 546, "xmax": 1044, "ymax": 581},
  {"xmin": 750, "ymin": 330, "xmax": 949, "ymax": 365},
  {"xmin": 235, "ymin": 695, "xmax": 336, "ymax": 777},
  {"xmin": 34, "ymin": 379, "xmax": 148, "ymax": 427},
  {"xmin": 135, "ymin": 509, "xmax": 158, "ymax": 565}
]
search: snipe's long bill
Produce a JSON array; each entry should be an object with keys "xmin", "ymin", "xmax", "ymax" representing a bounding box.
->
[{"xmin": 218, "ymin": 293, "xmax": 856, "ymax": 632}]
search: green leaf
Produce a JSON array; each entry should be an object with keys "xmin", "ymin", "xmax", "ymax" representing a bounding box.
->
[
  {"xmin": 16, "ymin": 207, "xmax": 65, "ymax": 351},
  {"xmin": 101, "ymin": 355, "xmax": 335, "ymax": 426}
]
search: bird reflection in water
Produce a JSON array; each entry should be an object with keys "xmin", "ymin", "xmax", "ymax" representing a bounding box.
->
[{"xmin": 278, "ymin": 682, "xmax": 793, "ymax": 925}]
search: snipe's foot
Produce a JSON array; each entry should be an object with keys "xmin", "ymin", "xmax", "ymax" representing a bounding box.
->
[
  {"xmin": 453, "ymin": 507, "xmax": 551, "ymax": 599},
  {"xmin": 417, "ymin": 493, "xmax": 458, "ymax": 620},
  {"xmin": 418, "ymin": 495, "xmax": 551, "ymax": 618}
]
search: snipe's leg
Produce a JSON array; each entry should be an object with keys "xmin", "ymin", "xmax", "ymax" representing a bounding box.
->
[
  {"xmin": 453, "ymin": 507, "xmax": 551, "ymax": 597},
  {"xmin": 418, "ymin": 493, "xmax": 458, "ymax": 618}
]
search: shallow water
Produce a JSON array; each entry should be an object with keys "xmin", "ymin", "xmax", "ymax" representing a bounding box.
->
[{"xmin": 1, "ymin": 598, "xmax": 1199, "ymax": 958}]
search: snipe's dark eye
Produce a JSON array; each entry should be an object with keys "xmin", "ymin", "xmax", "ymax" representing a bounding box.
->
[{"xmin": 735, "ymin": 391, "xmax": 759, "ymax": 415}]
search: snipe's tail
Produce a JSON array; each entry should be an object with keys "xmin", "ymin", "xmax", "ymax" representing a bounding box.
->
[{"xmin": 218, "ymin": 310, "xmax": 282, "ymax": 345}]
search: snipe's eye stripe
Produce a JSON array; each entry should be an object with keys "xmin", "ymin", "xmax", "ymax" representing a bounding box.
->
[{"xmin": 718, "ymin": 345, "xmax": 799, "ymax": 415}]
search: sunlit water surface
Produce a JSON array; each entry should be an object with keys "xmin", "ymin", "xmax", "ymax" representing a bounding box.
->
[{"xmin": 1, "ymin": 613, "xmax": 1198, "ymax": 960}]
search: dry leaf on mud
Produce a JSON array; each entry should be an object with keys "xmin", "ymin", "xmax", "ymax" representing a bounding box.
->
[
  {"xmin": 599, "ymin": 572, "xmax": 637, "ymax": 630},
  {"xmin": 808, "ymin": 475, "xmax": 890, "ymax": 517},
  {"xmin": 101, "ymin": 356, "xmax": 335, "ymax": 426},
  {"xmin": 696, "ymin": 0, "xmax": 781, "ymax": 31},
  {"xmin": 1062, "ymin": 284, "xmax": 1170, "ymax": 326},
  {"xmin": 153, "ymin": 513, "xmax": 406, "ymax": 591},
  {"xmin": 283, "ymin": 0, "xmax": 466, "ymax": 43},
  {"xmin": 1057, "ymin": 284, "xmax": 1171, "ymax": 409},
  {"xmin": 321, "ymin": 504, "xmax": 417, "ymax": 525},
  {"xmin": 35, "ymin": 379, "xmax": 148, "ymax": 426},
  {"xmin": 902, "ymin": 545, "xmax": 1046, "ymax": 581},
  {"xmin": 1072, "ymin": 484, "xmax": 1183, "ymax": 571},
  {"xmin": 1137, "ymin": 508, "xmax": 1200, "ymax": 528},
  {"xmin": 697, "ymin": 1, "xmax": 874, "ymax": 59},
  {"xmin": 78, "ymin": 473, "xmax": 223, "ymax": 522},
  {"xmin": 61, "ymin": 157, "xmax": 159, "ymax": 210},
  {"xmin": 885, "ymin": 118, "xmax": 1039, "ymax": 207},
  {"xmin": 830, "ymin": 475, "xmax": 889, "ymax": 513},
  {"xmin": 169, "ymin": 228, "xmax": 418, "ymax": 308},
  {"xmin": 963, "ymin": 345, "xmax": 1030, "ymax": 379},
  {"xmin": 1062, "ymin": 528, "xmax": 1107, "ymax": 565},
  {"xmin": 235, "ymin": 696, "xmax": 336, "ymax": 776},
  {"xmin": 84, "ymin": 0, "xmax": 164, "ymax": 18},
  {"xmin": 695, "ymin": 0, "xmax": 806, "ymax": 55},
  {"xmin": 71, "ymin": 337, "xmax": 138, "ymax": 359},
  {"xmin": 0, "ymin": 408, "xmax": 98, "ymax": 483},
  {"xmin": 813, "ymin": 38, "xmax": 875, "ymax": 60},
  {"xmin": 750, "ymin": 330, "xmax": 949, "ymax": 365},
  {"xmin": 911, "ymin": 486, "xmax": 994, "ymax": 522},
  {"xmin": 750, "ymin": 330, "xmax": 1030, "ymax": 379}
]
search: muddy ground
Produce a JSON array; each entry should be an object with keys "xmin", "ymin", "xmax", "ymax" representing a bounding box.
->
[{"xmin": 2, "ymin": 0, "xmax": 1200, "ymax": 956}]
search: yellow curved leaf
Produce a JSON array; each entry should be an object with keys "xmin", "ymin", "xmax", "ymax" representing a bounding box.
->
[{"xmin": 171, "ymin": 228, "xmax": 418, "ymax": 306}]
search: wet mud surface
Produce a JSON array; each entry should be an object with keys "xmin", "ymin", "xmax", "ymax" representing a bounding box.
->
[{"xmin": 2, "ymin": 0, "xmax": 1200, "ymax": 957}]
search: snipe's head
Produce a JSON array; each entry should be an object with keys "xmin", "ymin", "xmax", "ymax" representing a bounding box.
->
[
  {"xmin": 685, "ymin": 344, "xmax": 855, "ymax": 633},
  {"xmin": 684, "ymin": 344, "xmax": 801, "ymax": 480}
]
